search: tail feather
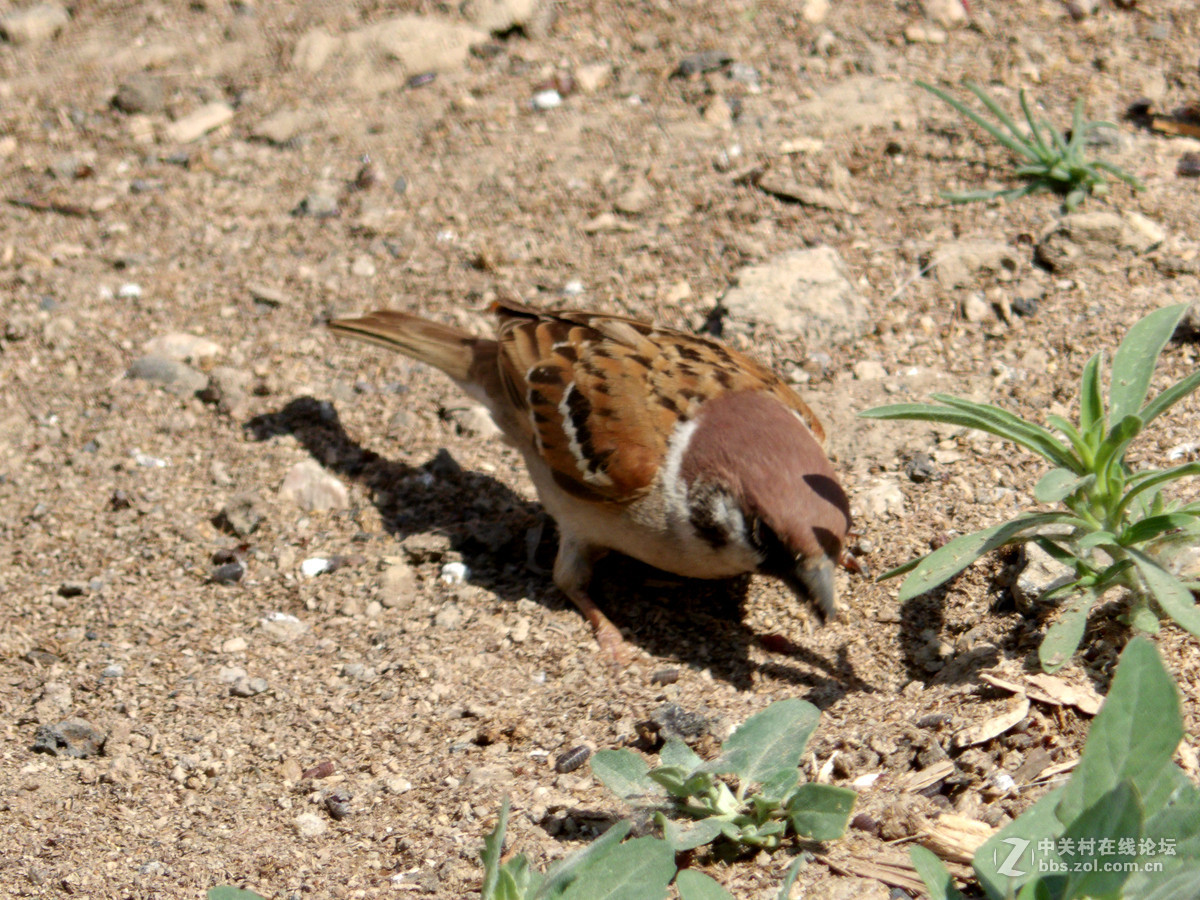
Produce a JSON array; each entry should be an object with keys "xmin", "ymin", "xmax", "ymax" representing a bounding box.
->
[{"xmin": 327, "ymin": 311, "xmax": 481, "ymax": 383}]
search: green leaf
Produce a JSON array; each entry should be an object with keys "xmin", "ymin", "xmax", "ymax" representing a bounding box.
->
[
  {"xmin": 208, "ymin": 890, "xmax": 268, "ymax": 900},
  {"xmin": 1110, "ymin": 304, "xmax": 1190, "ymax": 423},
  {"xmin": 1128, "ymin": 549, "xmax": 1200, "ymax": 638},
  {"xmin": 859, "ymin": 398, "xmax": 1079, "ymax": 471},
  {"xmin": 1120, "ymin": 513, "xmax": 1200, "ymax": 547},
  {"xmin": 1055, "ymin": 637, "xmax": 1183, "ymax": 825},
  {"xmin": 1079, "ymin": 351, "xmax": 1105, "ymax": 432},
  {"xmin": 898, "ymin": 512, "xmax": 1081, "ymax": 602},
  {"xmin": 1038, "ymin": 588, "xmax": 1095, "ymax": 673},
  {"xmin": 785, "ymin": 784, "xmax": 856, "ymax": 841},
  {"xmin": 656, "ymin": 814, "xmax": 726, "ymax": 852},
  {"xmin": 931, "ymin": 394, "xmax": 1080, "ymax": 471},
  {"xmin": 1061, "ymin": 781, "xmax": 1143, "ymax": 900},
  {"xmin": 918, "ymin": 81, "xmax": 1039, "ymax": 162},
  {"xmin": 659, "ymin": 739, "xmax": 703, "ymax": 774},
  {"xmin": 1034, "ymin": 468, "xmax": 1095, "ymax": 503},
  {"xmin": 909, "ymin": 845, "xmax": 966, "ymax": 900},
  {"xmin": 1129, "ymin": 602, "xmax": 1162, "ymax": 633},
  {"xmin": 1093, "ymin": 414, "xmax": 1142, "ymax": 479},
  {"xmin": 591, "ymin": 751, "xmax": 657, "ymax": 802},
  {"xmin": 1139, "ymin": 368, "xmax": 1200, "ymax": 427},
  {"xmin": 546, "ymin": 835, "xmax": 674, "ymax": 900},
  {"xmin": 646, "ymin": 765, "xmax": 695, "ymax": 799},
  {"xmin": 535, "ymin": 822, "xmax": 631, "ymax": 900},
  {"xmin": 759, "ymin": 769, "xmax": 801, "ymax": 803},
  {"xmin": 482, "ymin": 799, "xmax": 512, "ymax": 900},
  {"xmin": 1117, "ymin": 462, "xmax": 1200, "ymax": 520},
  {"xmin": 675, "ymin": 870, "xmax": 736, "ymax": 900},
  {"xmin": 704, "ymin": 699, "xmax": 820, "ymax": 784},
  {"xmin": 777, "ymin": 857, "xmax": 806, "ymax": 900}
]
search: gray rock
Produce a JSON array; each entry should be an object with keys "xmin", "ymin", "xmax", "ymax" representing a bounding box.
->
[
  {"xmin": 32, "ymin": 718, "xmax": 106, "ymax": 758},
  {"xmin": 933, "ymin": 240, "xmax": 1020, "ymax": 289},
  {"xmin": 202, "ymin": 366, "xmax": 251, "ymax": 416},
  {"xmin": 0, "ymin": 3, "xmax": 68, "ymax": 46},
  {"xmin": 720, "ymin": 246, "xmax": 872, "ymax": 347},
  {"xmin": 230, "ymin": 676, "xmax": 268, "ymax": 697},
  {"xmin": 1036, "ymin": 211, "xmax": 1166, "ymax": 271},
  {"xmin": 214, "ymin": 493, "xmax": 263, "ymax": 537},
  {"xmin": 252, "ymin": 109, "xmax": 314, "ymax": 146},
  {"xmin": 296, "ymin": 184, "xmax": 340, "ymax": 218},
  {"xmin": 259, "ymin": 612, "xmax": 309, "ymax": 642},
  {"xmin": 1012, "ymin": 542, "xmax": 1076, "ymax": 613},
  {"xmin": 113, "ymin": 75, "xmax": 164, "ymax": 114},
  {"xmin": 279, "ymin": 460, "xmax": 349, "ymax": 511},
  {"xmin": 128, "ymin": 355, "xmax": 208, "ymax": 395},
  {"xmin": 211, "ymin": 561, "xmax": 245, "ymax": 584},
  {"xmin": 142, "ymin": 332, "xmax": 223, "ymax": 363}
]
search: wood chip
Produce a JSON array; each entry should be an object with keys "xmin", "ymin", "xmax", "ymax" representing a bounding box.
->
[
  {"xmin": 920, "ymin": 813, "xmax": 995, "ymax": 864},
  {"xmin": 980, "ymin": 670, "xmax": 1103, "ymax": 716},
  {"xmin": 897, "ymin": 758, "xmax": 956, "ymax": 793},
  {"xmin": 953, "ymin": 696, "xmax": 1030, "ymax": 748}
]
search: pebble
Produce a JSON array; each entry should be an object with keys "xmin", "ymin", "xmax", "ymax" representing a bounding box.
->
[
  {"xmin": 1035, "ymin": 211, "xmax": 1165, "ymax": 271},
  {"xmin": 113, "ymin": 75, "xmax": 165, "ymax": 115},
  {"xmin": 325, "ymin": 792, "xmax": 353, "ymax": 820},
  {"xmin": 217, "ymin": 666, "xmax": 248, "ymax": 683},
  {"xmin": 230, "ymin": 676, "xmax": 269, "ymax": 697},
  {"xmin": 58, "ymin": 581, "xmax": 87, "ymax": 597},
  {"xmin": 531, "ymin": 89, "xmax": 562, "ymax": 111},
  {"xmin": 720, "ymin": 246, "xmax": 872, "ymax": 346},
  {"xmin": 301, "ymin": 557, "xmax": 335, "ymax": 577},
  {"xmin": 904, "ymin": 23, "xmax": 947, "ymax": 44},
  {"xmin": 295, "ymin": 185, "xmax": 340, "ymax": 218},
  {"xmin": 279, "ymin": 460, "xmax": 350, "ymax": 511},
  {"xmin": 252, "ymin": 109, "xmax": 313, "ymax": 146},
  {"xmin": 447, "ymin": 404, "xmax": 500, "ymax": 438},
  {"xmin": 852, "ymin": 360, "xmax": 887, "ymax": 380},
  {"xmin": 31, "ymin": 718, "xmax": 106, "ymax": 758},
  {"xmin": 294, "ymin": 812, "xmax": 327, "ymax": 838},
  {"xmin": 727, "ymin": 62, "xmax": 760, "ymax": 88},
  {"xmin": 933, "ymin": 240, "xmax": 1019, "ymax": 289},
  {"xmin": 614, "ymin": 180, "xmax": 653, "ymax": 216},
  {"xmin": 904, "ymin": 452, "xmax": 937, "ymax": 483},
  {"xmin": 143, "ymin": 332, "xmax": 223, "ymax": 364},
  {"xmin": 1012, "ymin": 543, "xmax": 1076, "ymax": 613},
  {"xmin": 101, "ymin": 664, "xmax": 123, "ymax": 678},
  {"xmin": 0, "ymin": 3, "xmax": 69, "ymax": 46},
  {"xmin": 214, "ymin": 494, "xmax": 263, "ymax": 537},
  {"xmin": 131, "ymin": 449, "xmax": 169, "ymax": 468},
  {"xmin": 434, "ymin": 602, "xmax": 464, "ymax": 629},
  {"xmin": 921, "ymin": 0, "xmax": 968, "ymax": 26},
  {"xmin": 260, "ymin": 611, "xmax": 309, "ymax": 642},
  {"xmin": 858, "ymin": 479, "xmax": 906, "ymax": 519},
  {"xmin": 380, "ymin": 560, "xmax": 417, "ymax": 608},
  {"xmin": 351, "ymin": 255, "xmax": 377, "ymax": 278},
  {"xmin": 128, "ymin": 356, "xmax": 208, "ymax": 395},
  {"xmin": 166, "ymin": 102, "xmax": 235, "ymax": 143},
  {"xmin": 675, "ymin": 49, "xmax": 732, "ymax": 77},
  {"xmin": 801, "ymin": 0, "xmax": 830, "ymax": 24},
  {"xmin": 574, "ymin": 63, "xmax": 611, "ymax": 93},
  {"xmin": 211, "ymin": 561, "xmax": 245, "ymax": 585},
  {"xmin": 439, "ymin": 562, "xmax": 470, "ymax": 585},
  {"xmin": 961, "ymin": 293, "xmax": 991, "ymax": 323},
  {"xmin": 118, "ymin": 283, "xmax": 142, "ymax": 298},
  {"xmin": 221, "ymin": 637, "xmax": 248, "ymax": 653}
]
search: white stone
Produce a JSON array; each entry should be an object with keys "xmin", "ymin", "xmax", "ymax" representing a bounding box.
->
[
  {"xmin": 279, "ymin": 460, "xmax": 350, "ymax": 511},
  {"xmin": 165, "ymin": 102, "xmax": 234, "ymax": 143}
]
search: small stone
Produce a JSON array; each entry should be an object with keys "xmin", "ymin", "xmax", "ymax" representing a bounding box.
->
[
  {"xmin": 380, "ymin": 561, "xmax": 417, "ymax": 608},
  {"xmin": 904, "ymin": 23, "xmax": 947, "ymax": 44},
  {"xmin": 921, "ymin": 0, "xmax": 968, "ymax": 27},
  {"xmin": 574, "ymin": 63, "xmax": 611, "ymax": 93},
  {"xmin": 0, "ymin": 3, "xmax": 69, "ymax": 46},
  {"xmin": 531, "ymin": 89, "xmax": 562, "ymax": 111},
  {"xmin": 852, "ymin": 360, "xmax": 887, "ymax": 380},
  {"xmin": 727, "ymin": 63, "xmax": 760, "ymax": 87},
  {"xmin": 42, "ymin": 316, "xmax": 75, "ymax": 347},
  {"xmin": 385, "ymin": 776, "xmax": 412, "ymax": 794},
  {"xmin": 325, "ymin": 792, "xmax": 353, "ymax": 820},
  {"xmin": 128, "ymin": 356, "xmax": 208, "ymax": 395},
  {"xmin": 118, "ymin": 283, "xmax": 142, "ymax": 299},
  {"xmin": 113, "ymin": 75, "xmax": 164, "ymax": 115},
  {"xmin": 295, "ymin": 184, "xmax": 340, "ymax": 218},
  {"xmin": 58, "ymin": 581, "xmax": 87, "ymax": 598},
  {"xmin": 211, "ymin": 561, "xmax": 245, "ymax": 585},
  {"xmin": 32, "ymin": 718, "xmax": 106, "ymax": 758},
  {"xmin": 294, "ymin": 812, "xmax": 327, "ymax": 838},
  {"xmin": 961, "ymin": 293, "xmax": 990, "ymax": 323},
  {"xmin": 801, "ymin": 0, "xmax": 830, "ymax": 24},
  {"xmin": 440, "ymin": 562, "xmax": 470, "ymax": 585},
  {"xmin": 221, "ymin": 637, "xmax": 248, "ymax": 653},
  {"xmin": 217, "ymin": 666, "xmax": 247, "ymax": 684},
  {"xmin": 1012, "ymin": 543, "xmax": 1076, "ymax": 613},
  {"xmin": 143, "ymin": 332, "xmax": 223, "ymax": 363},
  {"xmin": 509, "ymin": 617, "xmax": 530, "ymax": 643},
  {"xmin": 247, "ymin": 283, "xmax": 290, "ymax": 308},
  {"xmin": 447, "ymin": 405, "xmax": 500, "ymax": 438},
  {"xmin": 252, "ymin": 108, "xmax": 313, "ymax": 146},
  {"xmin": 435, "ymin": 602, "xmax": 464, "ymax": 630},
  {"xmin": 904, "ymin": 452, "xmax": 937, "ymax": 483},
  {"xmin": 101, "ymin": 664, "xmax": 123, "ymax": 678},
  {"xmin": 350, "ymin": 255, "xmax": 377, "ymax": 278},
  {"xmin": 859, "ymin": 479, "xmax": 906, "ymax": 519},
  {"xmin": 165, "ymin": 102, "xmax": 235, "ymax": 143},
  {"xmin": 260, "ymin": 612, "xmax": 309, "ymax": 642},
  {"xmin": 675, "ymin": 49, "xmax": 732, "ymax": 77},
  {"xmin": 230, "ymin": 676, "xmax": 268, "ymax": 697},
  {"xmin": 301, "ymin": 557, "xmax": 335, "ymax": 577},
  {"xmin": 614, "ymin": 181, "xmax": 653, "ymax": 216},
  {"xmin": 213, "ymin": 494, "xmax": 263, "ymax": 537},
  {"xmin": 933, "ymin": 240, "xmax": 1020, "ymax": 289},
  {"xmin": 279, "ymin": 460, "xmax": 350, "ymax": 511}
]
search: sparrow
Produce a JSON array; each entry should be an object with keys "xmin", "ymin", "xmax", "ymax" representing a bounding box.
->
[{"xmin": 328, "ymin": 298, "xmax": 851, "ymax": 663}]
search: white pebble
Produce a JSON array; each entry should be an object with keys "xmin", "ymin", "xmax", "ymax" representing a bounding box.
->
[
  {"xmin": 531, "ymin": 89, "xmax": 562, "ymax": 110},
  {"xmin": 131, "ymin": 449, "xmax": 168, "ymax": 468},
  {"xmin": 301, "ymin": 557, "xmax": 334, "ymax": 577},
  {"xmin": 562, "ymin": 279, "xmax": 585, "ymax": 296},
  {"xmin": 118, "ymin": 283, "xmax": 143, "ymax": 298},
  {"xmin": 439, "ymin": 562, "xmax": 470, "ymax": 584}
]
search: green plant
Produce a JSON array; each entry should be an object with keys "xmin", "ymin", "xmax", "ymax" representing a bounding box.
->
[
  {"xmin": 480, "ymin": 798, "xmax": 675, "ymax": 900},
  {"xmin": 591, "ymin": 699, "xmax": 855, "ymax": 853},
  {"xmin": 911, "ymin": 636, "xmax": 1200, "ymax": 900},
  {"xmin": 862, "ymin": 304, "xmax": 1200, "ymax": 671},
  {"xmin": 918, "ymin": 80, "xmax": 1143, "ymax": 211},
  {"xmin": 207, "ymin": 889, "xmax": 267, "ymax": 900}
]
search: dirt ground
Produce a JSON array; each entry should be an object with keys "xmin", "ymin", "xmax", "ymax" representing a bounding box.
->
[{"xmin": 2, "ymin": 0, "xmax": 1200, "ymax": 897}]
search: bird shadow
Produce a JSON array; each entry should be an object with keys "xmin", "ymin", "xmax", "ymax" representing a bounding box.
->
[{"xmin": 245, "ymin": 396, "xmax": 866, "ymax": 695}]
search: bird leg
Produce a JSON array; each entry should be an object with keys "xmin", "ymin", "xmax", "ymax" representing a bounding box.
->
[{"xmin": 552, "ymin": 533, "xmax": 632, "ymax": 666}]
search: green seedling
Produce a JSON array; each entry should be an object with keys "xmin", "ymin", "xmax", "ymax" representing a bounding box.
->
[
  {"xmin": 913, "ymin": 636, "xmax": 1200, "ymax": 900},
  {"xmin": 592, "ymin": 700, "xmax": 855, "ymax": 853},
  {"xmin": 480, "ymin": 798, "xmax": 675, "ymax": 900},
  {"xmin": 919, "ymin": 80, "xmax": 1143, "ymax": 211},
  {"xmin": 863, "ymin": 303, "xmax": 1200, "ymax": 671}
]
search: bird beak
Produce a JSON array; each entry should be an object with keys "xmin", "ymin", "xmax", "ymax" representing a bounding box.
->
[{"xmin": 790, "ymin": 556, "xmax": 838, "ymax": 622}]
